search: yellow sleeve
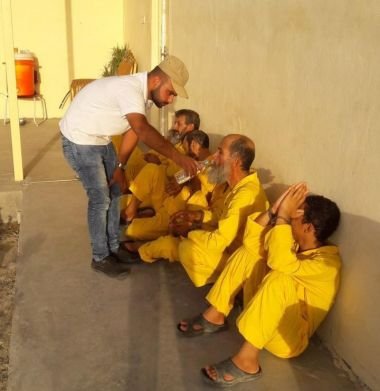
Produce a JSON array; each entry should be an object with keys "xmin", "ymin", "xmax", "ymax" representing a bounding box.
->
[
  {"xmin": 187, "ymin": 191, "xmax": 209, "ymax": 211},
  {"xmin": 242, "ymin": 213, "xmax": 268, "ymax": 256},
  {"xmin": 187, "ymin": 187, "xmax": 252, "ymax": 253},
  {"xmin": 201, "ymin": 183, "xmax": 229, "ymax": 225},
  {"xmin": 265, "ymin": 225, "xmax": 339, "ymax": 278}
]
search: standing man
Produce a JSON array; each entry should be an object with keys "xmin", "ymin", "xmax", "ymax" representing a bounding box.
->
[{"xmin": 60, "ymin": 55, "xmax": 197, "ymax": 278}]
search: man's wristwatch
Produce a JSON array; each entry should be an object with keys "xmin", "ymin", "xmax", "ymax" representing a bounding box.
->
[{"xmin": 116, "ymin": 162, "xmax": 125, "ymax": 171}]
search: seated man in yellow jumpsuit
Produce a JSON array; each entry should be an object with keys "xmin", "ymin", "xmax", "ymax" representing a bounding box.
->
[
  {"xmin": 128, "ymin": 179, "xmax": 229, "ymax": 263},
  {"xmin": 176, "ymin": 134, "xmax": 269, "ymax": 287},
  {"xmin": 123, "ymin": 130, "xmax": 212, "ymax": 241},
  {"xmin": 120, "ymin": 110, "xmax": 201, "ymax": 223},
  {"xmin": 117, "ymin": 108, "xmax": 201, "ymax": 183},
  {"xmin": 178, "ymin": 183, "xmax": 341, "ymax": 388}
]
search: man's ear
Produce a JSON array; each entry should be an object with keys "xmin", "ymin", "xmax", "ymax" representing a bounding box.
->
[
  {"xmin": 304, "ymin": 222, "xmax": 314, "ymax": 234},
  {"xmin": 189, "ymin": 140, "xmax": 198, "ymax": 154},
  {"xmin": 151, "ymin": 75, "xmax": 161, "ymax": 89},
  {"xmin": 233, "ymin": 156, "xmax": 242, "ymax": 169},
  {"xmin": 187, "ymin": 123, "xmax": 195, "ymax": 131}
]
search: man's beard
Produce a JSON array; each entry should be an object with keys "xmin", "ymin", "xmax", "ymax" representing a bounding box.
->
[
  {"xmin": 151, "ymin": 85, "xmax": 165, "ymax": 108},
  {"xmin": 207, "ymin": 164, "xmax": 227, "ymax": 184},
  {"xmin": 166, "ymin": 129, "xmax": 182, "ymax": 145}
]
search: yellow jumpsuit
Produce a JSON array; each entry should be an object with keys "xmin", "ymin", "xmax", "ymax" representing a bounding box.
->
[
  {"xmin": 138, "ymin": 182, "xmax": 229, "ymax": 262},
  {"xmin": 223, "ymin": 222, "xmax": 342, "ymax": 358},
  {"xmin": 126, "ymin": 164, "xmax": 215, "ymax": 241},
  {"xmin": 178, "ymin": 172, "xmax": 269, "ymax": 287},
  {"xmin": 206, "ymin": 213, "xmax": 269, "ymax": 316}
]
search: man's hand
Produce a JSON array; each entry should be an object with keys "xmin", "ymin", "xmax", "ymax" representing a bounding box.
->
[
  {"xmin": 271, "ymin": 182, "xmax": 305, "ymax": 214},
  {"xmin": 166, "ymin": 177, "xmax": 183, "ymax": 196},
  {"xmin": 144, "ymin": 153, "xmax": 162, "ymax": 165},
  {"xmin": 169, "ymin": 210, "xmax": 203, "ymax": 237},
  {"xmin": 188, "ymin": 176, "xmax": 202, "ymax": 194},
  {"xmin": 109, "ymin": 167, "xmax": 129, "ymax": 194},
  {"xmin": 172, "ymin": 153, "xmax": 199, "ymax": 179},
  {"xmin": 277, "ymin": 182, "xmax": 308, "ymax": 220}
]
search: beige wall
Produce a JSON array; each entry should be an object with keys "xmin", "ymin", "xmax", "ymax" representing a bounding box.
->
[
  {"xmin": 124, "ymin": 0, "xmax": 152, "ymax": 72},
  {"xmin": 0, "ymin": 0, "xmax": 124, "ymax": 119},
  {"xmin": 167, "ymin": 1, "xmax": 380, "ymax": 388}
]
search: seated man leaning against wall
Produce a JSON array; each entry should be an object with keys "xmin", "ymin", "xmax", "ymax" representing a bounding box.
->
[
  {"xmin": 120, "ymin": 110, "xmax": 201, "ymax": 224},
  {"xmin": 177, "ymin": 183, "xmax": 341, "ymax": 388},
  {"xmin": 121, "ymin": 130, "xmax": 213, "ymax": 242},
  {"xmin": 177, "ymin": 134, "xmax": 269, "ymax": 287},
  {"xmin": 127, "ymin": 134, "xmax": 269, "ymax": 286}
]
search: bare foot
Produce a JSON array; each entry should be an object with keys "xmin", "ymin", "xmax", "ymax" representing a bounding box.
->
[
  {"xmin": 203, "ymin": 359, "xmax": 259, "ymax": 382},
  {"xmin": 178, "ymin": 319, "xmax": 203, "ymax": 332},
  {"xmin": 203, "ymin": 306, "xmax": 225, "ymax": 326},
  {"xmin": 231, "ymin": 356, "xmax": 260, "ymax": 375}
]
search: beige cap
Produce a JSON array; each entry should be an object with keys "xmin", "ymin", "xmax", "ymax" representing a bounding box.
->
[{"xmin": 158, "ymin": 55, "xmax": 189, "ymax": 99}]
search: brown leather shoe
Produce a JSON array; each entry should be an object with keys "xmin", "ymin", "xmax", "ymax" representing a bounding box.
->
[{"xmin": 91, "ymin": 255, "xmax": 130, "ymax": 278}]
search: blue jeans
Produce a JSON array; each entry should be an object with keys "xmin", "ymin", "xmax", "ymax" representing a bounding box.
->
[{"xmin": 61, "ymin": 134, "xmax": 121, "ymax": 261}]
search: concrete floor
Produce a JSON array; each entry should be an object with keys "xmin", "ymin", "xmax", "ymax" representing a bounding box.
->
[{"xmin": 0, "ymin": 119, "xmax": 364, "ymax": 390}]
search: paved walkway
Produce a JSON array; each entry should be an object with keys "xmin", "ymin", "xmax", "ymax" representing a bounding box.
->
[{"xmin": 1, "ymin": 120, "xmax": 362, "ymax": 390}]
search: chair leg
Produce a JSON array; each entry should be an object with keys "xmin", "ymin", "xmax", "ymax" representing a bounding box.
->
[{"xmin": 33, "ymin": 96, "xmax": 48, "ymax": 126}]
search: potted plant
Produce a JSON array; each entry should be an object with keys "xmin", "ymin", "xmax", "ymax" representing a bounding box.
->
[{"xmin": 102, "ymin": 45, "xmax": 137, "ymax": 76}]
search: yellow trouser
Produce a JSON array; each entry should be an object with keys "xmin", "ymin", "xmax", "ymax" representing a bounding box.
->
[
  {"xmin": 139, "ymin": 235, "xmax": 181, "ymax": 263},
  {"xmin": 125, "ymin": 160, "xmax": 191, "ymax": 240},
  {"xmin": 129, "ymin": 163, "xmax": 167, "ymax": 210},
  {"xmin": 125, "ymin": 147, "xmax": 147, "ymax": 182},
  {"xmin": 237, "ymin": 271, "xmax": 309, "ymax": 358},
  {"xmin": 126, "ymin": 207, "xmax": 170, "ymax": 241},
  {"xmin": 206, "ymin": 245, "xmax": 268, "ymax": 317},
  {"xmin": 178, "ymin": 238, "xmax": 229, "ymax": 287}
]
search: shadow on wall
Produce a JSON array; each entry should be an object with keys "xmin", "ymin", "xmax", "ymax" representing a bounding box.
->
[
  {"xmin": 207, "ymin": 132, "xmax": 224, "ymax": 152},
  {"xmin": 256, "ymin": 167, "xmax": 289, "ymax": 204},
  {"xmin": 318, "ymin": 212, "xmax": 380, "ymax": 388}
]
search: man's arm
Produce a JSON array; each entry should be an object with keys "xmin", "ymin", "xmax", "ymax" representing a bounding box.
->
[
  {"xmin": 125, "ymin": 113, "xmax": 198, "ymax": 176},
  {"xmin": 118, "ymin": 129, "xmax": 139, "ymax": 164},
  {"xmin": 109, "ymin": 130, "xmax": 139, "ymax": 193}
]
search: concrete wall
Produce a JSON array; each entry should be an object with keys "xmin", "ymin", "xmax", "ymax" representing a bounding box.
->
[
  {"xmin": 0, "ymin": 0, "xmax": 124, "ymax": 119},
  {"xmin": 167, "ymin": 1, "xmax": 380, "ymax": 388},
  {"xmin": 124, "ymin": 0, "xmax": 152, "ymax": 72}
]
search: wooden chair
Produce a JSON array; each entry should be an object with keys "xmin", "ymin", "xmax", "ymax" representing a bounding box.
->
[
  {"xmin": 59, "ymin": 78, "xmax": 95, "ymax": 109},
  {"xmin": 59, "ymin": 55, "xmax": 137, "ymax": 109}
]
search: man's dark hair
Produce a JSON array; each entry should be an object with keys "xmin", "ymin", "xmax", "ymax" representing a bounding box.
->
[
  {"xmin": 229, "ymin": 136, "xmax": 256, "ymax": 171},
  {"xmin": 303, "ymin": 195, "xmax": 341, "ymax": 243},
  {"xmin": 175, "ymin": 109, "xmax": 200, "ymax": 130},
  {"xmin": 184, "ymin": 130, "xmax": 209, "ymax": 149}
]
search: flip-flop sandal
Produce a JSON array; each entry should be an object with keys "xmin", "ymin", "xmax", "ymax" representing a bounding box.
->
[
  {"xmin": 177, "ymin": 314, "xmax": 228, "ymax": 337},
  {"xmin": 201, "ymin": 358, "xmax": 262, "ymax": 388}
]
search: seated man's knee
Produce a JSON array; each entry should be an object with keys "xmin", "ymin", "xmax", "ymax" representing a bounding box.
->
[{"xmin": 178, "ymin": 238, "xmax": 194, "ymax": 261}]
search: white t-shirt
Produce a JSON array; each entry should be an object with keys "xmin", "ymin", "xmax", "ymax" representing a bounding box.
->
[{"xmin": 59, "ymin": 72, "xmax": 153, "ymax": 145}]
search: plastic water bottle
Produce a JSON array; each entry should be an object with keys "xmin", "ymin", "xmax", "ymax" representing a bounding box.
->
[{"xmin": 174, "ymin": 159, "xmax": 213, "ymax": 184}]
